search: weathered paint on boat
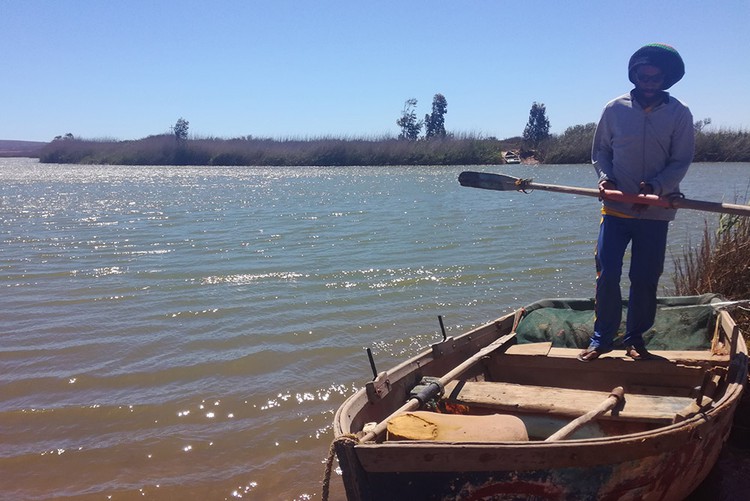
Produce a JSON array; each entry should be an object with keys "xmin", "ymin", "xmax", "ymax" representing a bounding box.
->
[
  {"xmin": 332, "ymin": 297, "xmax": 747, "ymax": 501},
  {"xmin": 340, "ymin": 405, "xmax": 734, "ymax": 500}
]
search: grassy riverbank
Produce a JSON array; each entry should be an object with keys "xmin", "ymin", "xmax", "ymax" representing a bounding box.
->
[
  {"xmin": 38, "ymin": 134, "xmax": 520, "ymax": 166},
  {"xmin": 37, "ymin": 126, "xmax": 750, "ymax": 166}
]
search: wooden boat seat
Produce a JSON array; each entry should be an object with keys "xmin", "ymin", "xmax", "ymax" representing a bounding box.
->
[
  {"xmin": 504, "ymin": 342, "xmax": 730, "ymax": 364},
  {"xmin": 481, "ymin": 342, "xmax": 729, "ymax": 397},
  {"xmin": 443, "ymin": 380, "xmax": 701, "ymax": 425}
]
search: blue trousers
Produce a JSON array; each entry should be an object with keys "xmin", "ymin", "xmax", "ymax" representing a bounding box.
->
[{"xmin": 590, "ymin": 215, "xmax": 669, "ymax": 352}]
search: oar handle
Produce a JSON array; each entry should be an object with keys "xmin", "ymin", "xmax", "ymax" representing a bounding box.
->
[
  {"xmin": 516, "ymin": 181, "xmax": 669, "ymax": 206},
  {"xmin": 602, "ymin": 189, "xmax": 669, "ymax": 207}
]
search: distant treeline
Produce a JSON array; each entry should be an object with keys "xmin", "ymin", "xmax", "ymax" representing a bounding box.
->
[{"xmin": 38, "ymin": 128, "xmax": 750, "ymax": 166}]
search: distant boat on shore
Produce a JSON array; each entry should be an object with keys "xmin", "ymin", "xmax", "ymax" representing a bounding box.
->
[{"xmin": 503, "ymin": 151, "xmax": 521, "ymax": 164}]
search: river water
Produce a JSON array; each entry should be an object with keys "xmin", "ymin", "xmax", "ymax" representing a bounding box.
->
[{"xmin": 1, "ymin": 158, "xmax": 748, "ymax": 500}]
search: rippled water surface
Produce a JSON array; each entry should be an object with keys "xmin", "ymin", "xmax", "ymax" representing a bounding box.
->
[{"xmin": 1, "ymin": 158, "xmax": 748, "ymax": 500}]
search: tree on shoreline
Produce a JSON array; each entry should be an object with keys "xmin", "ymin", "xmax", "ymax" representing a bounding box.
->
[
  {"xmin": 396, "ymin": 99, "xmax": 423, "ymax": 141},
  {"xmin": 523, "ymin": 102, "xmax": 550, "ymax": 149},
  {"xmin": 694, "ymin": 117, "xmax": 712, "ymax": 133},
  {"xmin": 424, "ymin": 94, "xmax": 448, "ymax": 139},
  {"xmin": 173, "ymin": 118, "xmax": 189, "ymax": 143}
]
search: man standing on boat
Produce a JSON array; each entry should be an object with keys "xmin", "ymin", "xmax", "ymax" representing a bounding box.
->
[{"xmin": 578, "ymin": 43, "xmax": 694, "ymax": 362}]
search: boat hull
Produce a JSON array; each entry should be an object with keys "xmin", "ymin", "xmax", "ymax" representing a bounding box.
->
[
  {"xmin": 337, "ymin": 404, "xmax": 734, "ymax": 500},
  {"xmin": 332, "ymin": 297, "xmax": 747, "ymax": 501}
]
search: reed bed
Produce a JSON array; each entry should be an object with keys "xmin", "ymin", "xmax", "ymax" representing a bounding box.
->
[
  {"xmin": 39, "ymin": 134, "xmax": 518, "ymax": 166},
  {"xmin": 672, "ymin": 213, "xmax": 750, "ymax": 341},
  {"xmin": 38, "ymin": 127, "xmax": 750, "ymax": 166}
]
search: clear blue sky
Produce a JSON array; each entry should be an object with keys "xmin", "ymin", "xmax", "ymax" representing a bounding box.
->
[{"xmin": 2, "ymin": 0, "xmax": 749, "ymax": 142}]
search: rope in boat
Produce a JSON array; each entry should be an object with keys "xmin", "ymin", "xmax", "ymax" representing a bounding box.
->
[{"xmin": 322, "ymin": 434, "xmax": 358, "ymax": 501}]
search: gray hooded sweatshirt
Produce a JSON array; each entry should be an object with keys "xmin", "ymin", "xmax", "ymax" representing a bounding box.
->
[{"xmin": 592, "ymin": 90, "xmax": 694, "ymax": 221}]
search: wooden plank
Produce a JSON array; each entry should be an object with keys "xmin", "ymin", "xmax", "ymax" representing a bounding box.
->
[
  {"xmin": 485, "ymin": 354, "xmax": 707, "ymax": 396},
  {"xmin": 628, "ymin": 384, "xmax": 692, "ymax": 397},
  {"xmin": 651, "ymin": 350, "xmax": 729, "ymax": 363},
  {"xmin": 718, "ymin": 310, "xmax": 737, "ymax": 354},
  {"xmin": 504, "ymin": 342, "xmax": 552, "ymax": 356},
  {"xmin": 547, "ymin": 347, "xmax": 615, "ymax": 359},
  {"xmin": 444, "ymin": 381, "xmax": 694, "ymax": 423},
  {"xmin": 546, "ymin": 346, "xmax": 729, "ymax": 363}
]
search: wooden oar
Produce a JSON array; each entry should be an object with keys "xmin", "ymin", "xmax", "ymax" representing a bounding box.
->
[
  {"xmin": 458, "ymin": 171, "xmax": 750, "ymax": 217},
  {"xmin": 545, "ymin": 386, "xmax": 625, "ymax": 441},
  {"xmin": 358, "ymin": 330, "xmax": 518, "ymax": 443}
]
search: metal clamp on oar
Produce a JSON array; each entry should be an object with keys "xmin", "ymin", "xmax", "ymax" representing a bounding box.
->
[
  {"xmin": 514, "ymin": 177, "xmax": 534, "ymax": 193},
  {"xmin": 410, "ymin": 376, "xmax": 444, "ymax": 407}
]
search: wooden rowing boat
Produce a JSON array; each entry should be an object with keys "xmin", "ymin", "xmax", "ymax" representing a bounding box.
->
[{"xmin": 331, "ymin": 295, "xmax": 747, "ymax": 500}]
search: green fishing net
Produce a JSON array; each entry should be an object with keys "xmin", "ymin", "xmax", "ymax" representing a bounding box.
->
[{"xmin": 515, "ymin": 294, "xmax": 723, "ymax": 350}]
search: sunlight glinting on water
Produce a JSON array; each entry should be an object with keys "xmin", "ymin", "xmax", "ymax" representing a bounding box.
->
[{"xmin": 1, "ymin": 158, "xmax": 747, "ymax": 499}]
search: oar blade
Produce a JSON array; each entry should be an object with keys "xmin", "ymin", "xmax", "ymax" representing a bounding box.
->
[{"xmin": 458, "ymin": 171, "xmax": 521, "ymax": 191}]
